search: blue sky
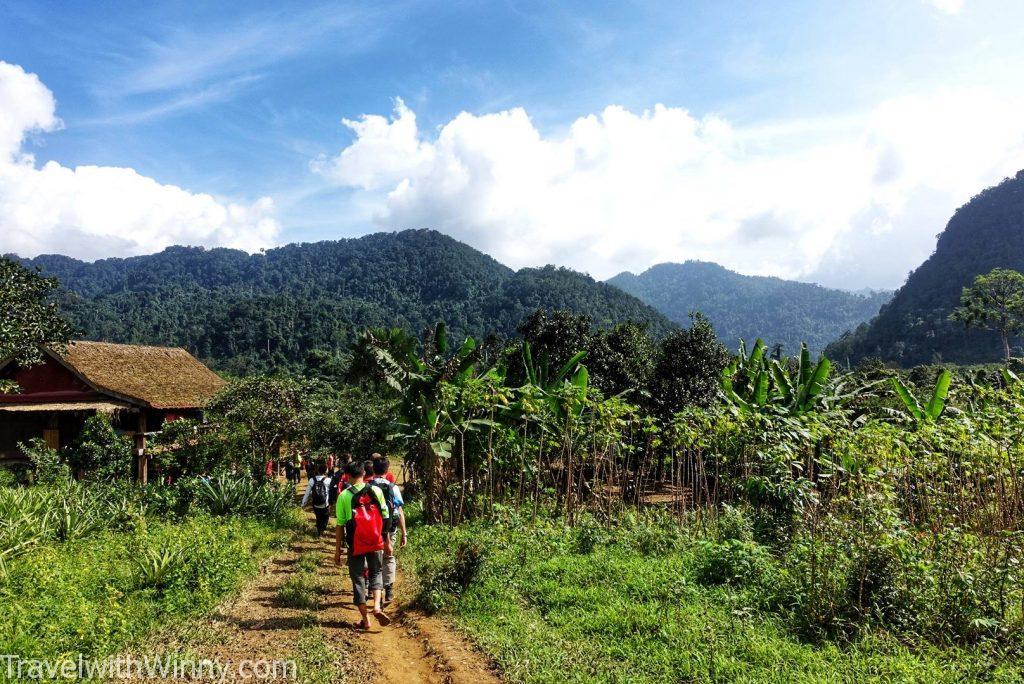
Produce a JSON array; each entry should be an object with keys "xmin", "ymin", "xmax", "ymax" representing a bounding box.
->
[{"xmin": 2, "ymin": 0, "xmax": 1024, "ymax": 288}]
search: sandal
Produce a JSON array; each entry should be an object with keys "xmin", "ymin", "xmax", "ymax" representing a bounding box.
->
[
  {"xmin": 372, "ymin": 609, "xmax": 391, "ymax": 626},
  {"xmin": 351, "ymin": 618, "xmax": 370, "ymax": 631}
]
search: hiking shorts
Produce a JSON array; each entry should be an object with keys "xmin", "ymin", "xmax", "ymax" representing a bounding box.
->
[{"xmin": 347, "ymin": 551, "xmax": 383, "ymax": 605}]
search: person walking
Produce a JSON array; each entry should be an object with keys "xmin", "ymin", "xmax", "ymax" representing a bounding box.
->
[
  {"xmin": 334, "ymin": 460, "xmax": 392, "ymax": 630},
  {"xmin": 371, "ymin": 456, "xmax": 407, "ymax": 605},
  {"xmin": 301, "ymin": 463, "xmax": 333, "ymax": 537}
]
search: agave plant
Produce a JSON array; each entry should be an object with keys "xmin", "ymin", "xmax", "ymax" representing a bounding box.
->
[
  {"xmin": 0, "ymin": 512, "xmax": 49, "ymax": 578},
  {"xmin": 890, "ymin": 370, "xmax": 951, "ymax": 423},
  {"xmin": 51, "ymin": 495, "xmax": 104, "ymax": 542},
  {"xmin": 134, "ymin": 542, "xmax": 182, "ymax": 591},
  {"xmin": 194, "ymin": 474, "xmax": 248, "ymax": 516}
]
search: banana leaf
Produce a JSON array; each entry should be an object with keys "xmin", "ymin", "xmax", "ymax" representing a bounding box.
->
[
  {"xmin": 522, "ymin": 342, "xmax": 537, "ymax": 386},
  {"xmin": 435, "ymin": 321, "xmax": 448, "ymax": 354},
  {"xmin": 753, "ymin": 370, "xmax": 770, "ymax": 406},
  {"xmin": 925, "ymin": 370, "xmax": 952, "ymax": 420},
  {"xmin": 798, "ymin": 358, "xmax": 831, "ymax": 411},
  {"xmin": 771, "ymin": 360, "xmax": 794, "ymax": 404},
  {"xmin": 555, "ymin": 350, "xmax": 589, "ymax": 385},
  {"xmin": 798, "ymin": 343, "xmax": 812, "ymax": 390},
  {"xmin": 890, "ymin": 376, "xmax": 925, "ymax": 421}
]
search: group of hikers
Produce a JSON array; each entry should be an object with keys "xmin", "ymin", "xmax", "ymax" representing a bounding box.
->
[{"xmin": 297, "ymin": 453, "xmax": 407, "ymax": 630}]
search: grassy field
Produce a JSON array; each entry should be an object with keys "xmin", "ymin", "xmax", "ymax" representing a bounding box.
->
[
  {"xmin": 0, "ymin": 483, "xmax": 295, "ymax": 661},
  {"xmin": 404, "ymin": 510, "xmax": 1023, "ymax": 683}
]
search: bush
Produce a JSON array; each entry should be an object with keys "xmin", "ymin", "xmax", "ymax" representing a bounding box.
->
[
  {"xmin": 414, "ymin": 537, "xmax": 487, "ymax": 614},
  {"xmin": 0, "ymin": 468, "xmax": 18, "ymax": 488},
  {"xmin": 19, "ymin": 438, "xmax": 69, "ymax": 485},
  {"xmin": 66, "ymin": 414, "xmax": 134, "ymax": 480},
  {"xmin": 693, "ymin": 538, "xmax": 775, "ymax": 587}
]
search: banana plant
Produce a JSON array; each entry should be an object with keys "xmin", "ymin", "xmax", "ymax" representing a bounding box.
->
[
  {"xmin": 518, "ymin": 341, "xmax": 590, "ymax": 420},
  {"xmin": 890, "ymin": 370, "xmax": 951, "ymax": 423},
  {"xmin": 721, "ymin": 340, "xmax": 833, "ymax": 416},
  {"xmin": 521, "ymin": 341, "xmax": 587, "ymax": 390},
  {"xmin": 360, "ymin": 321, "xmax": 481, "ymax": 522}
]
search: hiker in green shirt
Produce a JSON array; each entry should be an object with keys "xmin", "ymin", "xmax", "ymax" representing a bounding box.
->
[{"xmin": 334, "ymin": 460, "xmax": 393, "ymax": 629}]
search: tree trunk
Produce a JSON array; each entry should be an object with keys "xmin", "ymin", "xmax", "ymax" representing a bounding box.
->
[
  {"xmin": 1001, "ymin": 328, "xmax": 1011, "ymax": 363},
  {"xmin": 420, "ymin": 440, "xmax": 446, "ymax": 524}
]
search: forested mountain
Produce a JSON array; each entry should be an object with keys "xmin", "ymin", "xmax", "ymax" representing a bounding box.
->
[
  {"xmin": 13, "ymin": 229, "xmax": 675, "ymax": 373},
  {"xmin": 826, "ymin": 170, "xmax": 1024, "ymax": 366},
  {"xmin": 608, "ymin": 262, "xmax": 890, "ymax": 355}
]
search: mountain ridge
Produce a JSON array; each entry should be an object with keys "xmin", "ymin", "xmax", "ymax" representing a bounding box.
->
[
  {"xmin": 12, "ymin": 229, "xmax": 677, "ymax": 373},
  {"xmin": 826, "ymin": 169, "xmax": 1024, "ymax": 366},
  {"xmin": 608, "ymin": 261, "xmax": 892, "ymax": 354}
]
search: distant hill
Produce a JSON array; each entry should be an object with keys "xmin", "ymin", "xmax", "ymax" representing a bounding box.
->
[
  {"xmin": 14, "ymin": 229, "xmax": 675, "ymax": 373},
  {"xmin": 826, "ymin": 169, "xmax": 1024, "ymax": 366},
  {"xmin": 608, "ymin": 262, "xmax": 890, "ymax": 355}
]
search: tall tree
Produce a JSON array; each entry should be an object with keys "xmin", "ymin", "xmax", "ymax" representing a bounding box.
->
[
  {"xmin": 949, "ymin": 268, "xmax": 1024, "ymax": 362},
  {"xmin": 650, "ymin": 313, "xmax": 730, "ymax": 417},
  {"xmin": 0, "ymin": 257, "xmax": 76, "ymax": 366},
  {"xmin": 206, "ymin": 376, "xmax": 305, "ymax": 478}
]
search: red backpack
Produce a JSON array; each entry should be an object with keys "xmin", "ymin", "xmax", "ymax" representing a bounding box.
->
[{"xmin": 345, "ymin": 484, "xmax": 385, "ymax": 555}]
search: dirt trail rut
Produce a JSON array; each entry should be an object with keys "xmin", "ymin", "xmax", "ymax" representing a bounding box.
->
[{"xmin": 162, "ymin": 504, "xmax": 500, "ymax": 684}]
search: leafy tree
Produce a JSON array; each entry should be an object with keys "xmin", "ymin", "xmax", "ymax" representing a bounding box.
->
[
  {"xmin": 302, "ymin": 385, "xmax": 394, "ymax": 458},
  {"xmin": 514, "ymin": 310, "xmax": 656, "ymax": 397},
  {"xmin": 0, "ymin": 257, "xmax": 76, "ymax": 392},
  {"xmin": 516, "ymin": 310, "xmax": 593, "ymax": 376},
  {"xmin": 650, "ymin": 313, "xmax": 730, "ymax": 417},
  {"xmin": 152, "ymin": 418, "xmax": 229, "ymax": 478},
  {"xmin": 207, "ymin": 377, "xmax": 305, "ymax": 478},
  {"xmin": 587, "ymin": 322, "xmax": 657, "ymax": 397},
  {"xmin": 950, "ymin": 268, "xmax": 1024, "ymax": 362},
  {"xmin": 65, "ymin": 414, "xmax": 134, "ymax": 480}
]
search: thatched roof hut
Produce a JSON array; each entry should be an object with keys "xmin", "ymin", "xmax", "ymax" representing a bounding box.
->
[
  {"xmin": 56, "ymin": 341, "xmax": 226, "ymax": 409},
  {"xmin": 0, "ymin": 342, "xmax": 226, "ymax": 479}
]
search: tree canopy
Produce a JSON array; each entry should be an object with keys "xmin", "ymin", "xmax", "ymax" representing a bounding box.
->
[
  {"xmin": 949, "ymin": 268, "xmax": 1024, "ymax": 362},
  {"xmin": 0, "ymin": 256, "xmax": 76, "ymax": 366}
]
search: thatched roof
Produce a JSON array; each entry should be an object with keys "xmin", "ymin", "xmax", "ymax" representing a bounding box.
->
[
  {"xmin": 0, "ymin": 400, "xmax": 131, "ymax": 412},
  {"xmin": 54, "ymin": 342, "xmax": 226, "ymax": 409}
]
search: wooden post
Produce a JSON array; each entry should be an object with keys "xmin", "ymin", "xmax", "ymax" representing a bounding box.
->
[
  {"xmin": 43, "ymin": 414, "xmax": 60, "ymax": 449},
  {"xmin": 135, "ymin": 411, "xmax": 148, "ymax": 484}
]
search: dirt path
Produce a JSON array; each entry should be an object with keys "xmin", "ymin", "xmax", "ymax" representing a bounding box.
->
[{"xmin": 158, "ymin": 502, "xmax": 501, "ymax": 684}]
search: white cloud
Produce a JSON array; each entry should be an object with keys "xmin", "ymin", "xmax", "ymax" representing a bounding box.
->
[
  {"xmin": 0, "ymin": 61, "xmax": 279, "ymax": 261},
  {"xmin": 923, "ymin": 0, "xmax": 966, "ymax": 15},
  {"xmin": 317, "ymin": 89, "xmax": 1024, "ymax": 289}
]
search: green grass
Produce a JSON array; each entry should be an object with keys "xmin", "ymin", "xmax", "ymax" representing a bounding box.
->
[
  {"xmin": 404, "ymin": 514, "xmax": 1023, "ymax": 683},
  {"xmin": 0, "ymin": 513, "xmax": 291, "ymax": 660},
  {"xmin": 278, "ymin": 552, "xmax": 326, "ymax": 610}
]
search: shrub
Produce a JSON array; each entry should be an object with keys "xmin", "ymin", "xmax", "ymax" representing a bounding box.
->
[
  {"xmin": 19, "ymin": 438, "xmax": 69, "ymax": 485},
  {"xmin": 0, "ymin": 468, "xmax": 18, "ymax": 488},
  {"xmin": 66, "ymin": 415, "xmax": 134, "ymax": 481},
  {"xmin": 693, "ymin": 538, "xmax": 775, "ymax": 587},
  {"xmin": 414, "ymin": 537, "xmax": 487, "ymax": 614}
]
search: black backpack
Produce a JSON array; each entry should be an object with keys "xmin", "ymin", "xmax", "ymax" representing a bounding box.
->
[
  {"xmin": 311, "ymin": 476, "xmax": 329, "ymax": 508},
  {"xmin": 373, "ymin": 477, "xmax": 397, "ymax": 517}
]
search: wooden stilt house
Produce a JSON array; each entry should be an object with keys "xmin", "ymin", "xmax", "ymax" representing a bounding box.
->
[{"xmin": 0, "ymin": 342, "xmax": 225, "ymax": 481}]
